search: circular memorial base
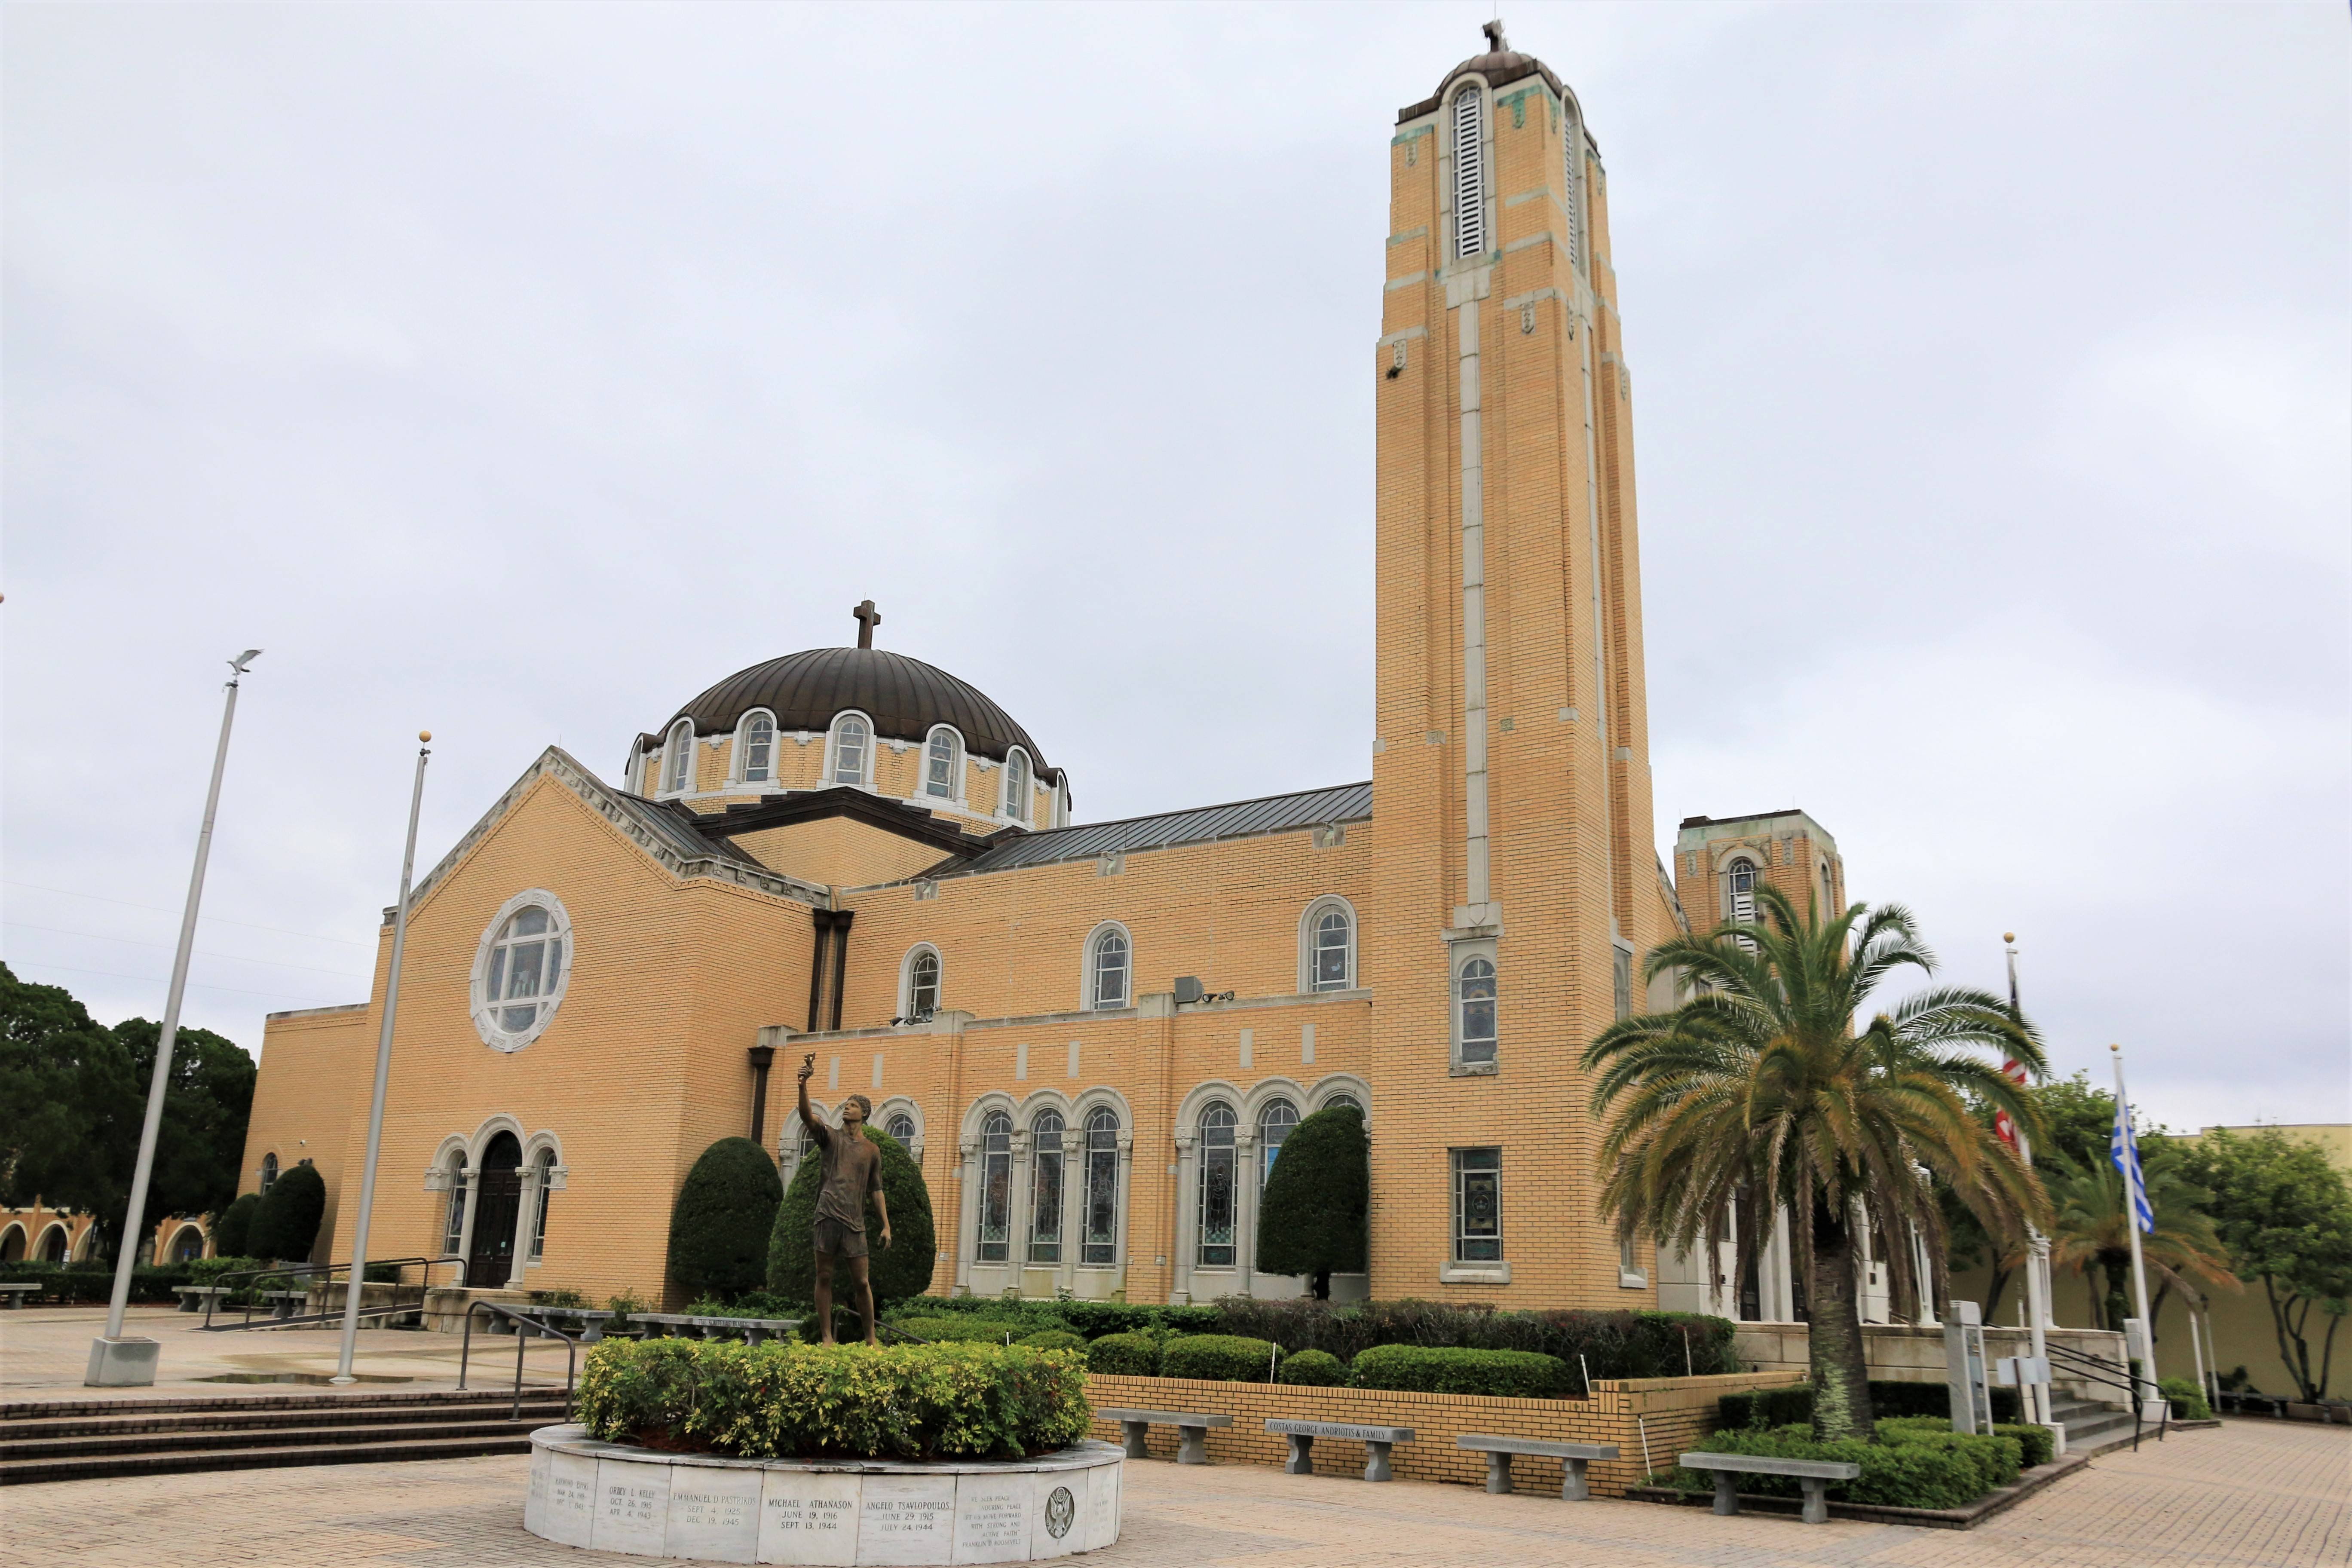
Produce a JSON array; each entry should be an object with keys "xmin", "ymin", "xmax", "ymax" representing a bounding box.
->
[{"xmin": 524, "ymin": 1424, "xmax": 1122, "ymax": 1565}]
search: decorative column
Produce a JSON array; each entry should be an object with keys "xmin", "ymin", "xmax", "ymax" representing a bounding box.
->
[
  {"xmin": 1057, "ymin": 1130, "xmax": 1081, "ymax": 1298},
  {"xmin": 1235, "ymin": 1128, "xmax": 1259, "ymax": 1298},
  {"xmin": 953, "ymin": 1137, "xmax": 980, "ymax": 1298},
  {"xmin": 1171, "ymin": 1130, "xmax": 1197, "ymax": 1305},
  {"xmin": 1114, "ymin": 1134, "xmax": 1135, "ymax": 1289},
  {"xmin": 1009, "ymin": 1130, "xmax": 1034, "ymax": 1289}
]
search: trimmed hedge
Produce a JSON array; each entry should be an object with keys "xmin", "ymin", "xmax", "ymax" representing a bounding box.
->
[
  {"xmin": 891, "ymin": 1316, "xmax": 1026, "ymax": 1344},
  {"xmin": 1161, "ymin": 1334, "xmax": 1281, "ymax": 1384},
  {"xmin": 1719, "ymin": 1380, "xmax": 2022, "ymax": 1430},
  {"xmin": 1276, "ymin": 1348, "xmax": 1345, "ymax": 1387},
  {"xmin": 1349, "ymin": 1344, "xmax": 1568, "ymax": 1399},
  {"xmin": 668, "ymin": 1138, "xmax": 783, "ymax": 1301},
  {"xmin": 1085, "ymin": 1332, "xmax": 1162, "ymax": 1376},
  {"xmin": 886, "ymin": 1295, "xmax": 1223, "ymax": 1341},
  {"xmin": 1021, "ymin": 1330, "xmax": 1087, "ymax": 1352},
  {"xmin": 1659, "ymin": 1424, "xmax": 1986, "ymax": 1510},
  {"xmin": 2159, "ymin": 1376, "xmax": 2212, "ymax": 1421},
  {"xmin": 248, "ymin": 1163, "xmax": 326, "ymax": 1262},
  {"xmin": 1875, "ymin": 1417, "xmax": 2024, "ymax": 1490},
  {"xmin": 1994, "ymin": 1421, "xmax": 2056, "ymax": 1469},
  {"xmin": 1254, "ymin": 1105, "xmax": 1368, "ymax": 1295},
  {"xmin": 768, "ymin": 1124, "xmax": 936, "ymax": 1311},
  {"xmin": 212, "ymin": 1194, "xmax": 260, "ymax": 1259},
  {"xmin": 1210, "ymin": 1298, "xmax": 1736, "ymax": 1380},
  {"xmin": 576, "ymin": 1336, "xmax": 1090, "ymax": 1461}
]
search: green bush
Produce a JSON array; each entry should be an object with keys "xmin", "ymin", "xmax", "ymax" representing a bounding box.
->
[
  {"xmin": 1021, "ymin": 1329, "xmax": 1086, "ymax": 1352},
  {"xmin": 1993, "ymin": 1421, "xmax": 2055, "ymax": 1469},
  {"xmin": 1086, "ymin": 1332, "xmax": 1164, "ymax": 1376},
  {"xmin": 888, "ymin": 1295, "xmax": 1220, "ymax": 1341},
  {"xmin": 1349, "ymin": 1344, "xmax": 1568, "ymax": 1399},
  {"xmin": 2159, "ymin": 1376, "xmax": 2212, "ymax": 1421},
  {"xmin": 246, "ymin": 1164, "xmax": 326, "ymax": 1262},
  {"xmin": 892, "ymin": 1315, "xmax": 1027, "ymax": 1344},
  {"xmin": 1875, "ymin": 1417, "xmax": 2022, "ymax": 1490},
  {"xmin": 532, "ymin": 1287, "xmax": 590, "ymax": 1308},
  {"xmin": 1161, "ymin": 1334, "xmax": 1281, "ymax": 1383},
  {"xmin": 668, "ymin": 1138, "xmax": 784, "ymax": 1302},
  {"xmin": 211, "ymin": 1194, "xmax": 260, "ymax": 1259},
  {"xmin": 576, "ymin": 1336, "xmax": 1090, "ymax": 1460},
  {"xmin": 1254, "ymin": 1106, "xmax": 1368, "ymax": 1298},
  {"xmin": 1210, "ymin": 1298, "xmax": 1738, "ymax": 1379},
  {"xmin": 1662, "ymin": 1424, "xmax": 1984, "ymax": 1510},
  {"xmin": 766, "ymin": 1124, "xmax": 936, "ymax": 1311},
  {"xmin": 1719, "ymin": 1380, "xmax": 2021, "ymax": 1430},
  {"xmin": 1276, "ymin": 1348, "xmax": 1345, "ymax": 1387}
]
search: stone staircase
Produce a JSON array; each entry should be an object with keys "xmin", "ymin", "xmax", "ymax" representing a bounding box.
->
[
  {"xmin": 2047, "ymin": 1392, "xmax": 2141, "ymax": 1455},
  {"xmin": 0, "ymin": 1387, "xmax": 570, "ymax": 1485}
]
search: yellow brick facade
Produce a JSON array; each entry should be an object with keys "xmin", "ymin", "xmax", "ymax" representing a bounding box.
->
[{"xmin": 239, "ymin": 34, "xmax": 1829, "ymax": 1319}]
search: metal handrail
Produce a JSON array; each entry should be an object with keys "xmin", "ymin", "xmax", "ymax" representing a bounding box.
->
[
  {"xmin": 199, "ymin": 1255, "xmax": 463, "ymax": 1331},
  {"xmin": 2044, "ymin": 1341, "xmax": 2162, "ymax": 1451},
  {"xmin": 458, "ymin": 1299, "xmax": 581, "ymax": 1423}
]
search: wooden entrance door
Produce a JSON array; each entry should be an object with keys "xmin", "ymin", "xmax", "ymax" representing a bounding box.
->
[{"xmin": 469, "ymin": 1132, "xmax": 525, "ymax": 1289}]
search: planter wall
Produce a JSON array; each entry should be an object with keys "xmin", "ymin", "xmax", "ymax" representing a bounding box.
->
[
  {"xmin": 1082, "ymin": 1369, "xmax": 1801, "ymax": 1498},
  {"xmin": 1731, "ymin": 1323, "xmax": 2128, "ymax": 1404}
]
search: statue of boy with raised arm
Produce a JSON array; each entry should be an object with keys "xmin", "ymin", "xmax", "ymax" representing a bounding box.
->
[{"xmin": 797, "ymin": 1056, "xmax": 892, "ymax": 1346}]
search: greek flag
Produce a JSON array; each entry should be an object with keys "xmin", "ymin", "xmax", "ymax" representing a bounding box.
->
[{"xmin": 2110, "ymin": 1103, "xmax": 2155, "ymax": 1235}]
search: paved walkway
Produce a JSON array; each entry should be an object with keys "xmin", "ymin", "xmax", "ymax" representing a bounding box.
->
[{"xmin": 2, "ymin": 1417, "xmax": 2341, "ymax": 1567}]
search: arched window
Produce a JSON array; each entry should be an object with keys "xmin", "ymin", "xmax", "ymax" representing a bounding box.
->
[
  {"xmin": 924, "ymin": 727, "xmax": 962, "ymax": 800},
  {"xmin": 1002, "ymin": 748, "xmax": 1030, "ymax": 824},
  {"xmin": 885, "ymin": 1111, "xmax": 916, "ymax": 1145},
  {"xmin": 479, "ymin": 900, "xmax": 567, "ymax": 1044},
  {"xmin": 260, "ymin": 1152, "xmax": 279, "ymax": 1193},
  {"xmin": 1088, "ymin": 928, "xmax": 1130, "ymax": 1011},
  {"xmin": 171, "ymin": 1225, "xmax": 205, "ymax": 1262},
  {"xmin": 38, "ymin": 1226, "xmax": 68, "ymax": 1264},
  {"xmin": 1322, "ymin": 1092, "xmax": 1363, "ymax": 1116},
  {"xmin": 1081, "ymin": 1107, "xmax": 1120, "ymax": 1265},
  {"xmin": 1029, "ymin": 1110, "xmax": 1065, "ymax": 1264},
  {"xmin": 1819, "ymin": 860, "xmax": 1833, "ymax": 913},
  {"xmin": 1728, "ymin": 857, "xmax": 1758, "ymax": 925},
  {"xmin": 1258, "ymin": 1098, "xmax": 1299, "ymax": 1186},
  {"xmin": 665, "ymin": 719, "xmax": 694, "ymax": 794},
  {"xmin": 830, "ymin": 714, "xmax": 870, "ymax": 787},
  {"xmin": 530, "ymin": 1149, "xmax": 557, "ymax": 1262},
  {"xmin": 1452, "ymin": 86, "xmax": 1486, "ymax": 259},
  {"xmin": 740, "ymin": 713, "xmax": 775, "ymax": 785},
  {"xmin": 441, "ymin": 1153, "xmax": 469, "ymax": 1258},
  {"xmin": 904, "ymin": 948, "xmax": 940, "ymax": 1020},
  {"xmin": 976, "ymin": 1111, "xmax": 1013, "ymax": 1263},
  {"xmin": 1305, "ymin": 901, "xmax": 1354, "ymax": 992},
  {"xmin": 1196, "ymin": 1102, "xmax": 1237, "ymax": 1267},
  {"xmin": 1457, "ymin": 956, "xmax": 1497, "ymax": 1066}
]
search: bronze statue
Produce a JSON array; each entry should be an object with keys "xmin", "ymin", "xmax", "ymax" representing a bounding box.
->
[{"xmin": 797, "ymin": 1055, "xmax": 892, "ymax": 1345}]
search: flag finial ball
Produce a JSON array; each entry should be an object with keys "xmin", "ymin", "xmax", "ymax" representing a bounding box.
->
[
  {"xmin": 2003, "ymin": 931, "xmax": 2015, "ymax": 943},
  {"xmin": 419, "ymin": 731, "xmax": 432, "ymax": 743},
  {"xmin": 2109, "ymin": 1043, "xmax": 2120, "ymax": 1053}
]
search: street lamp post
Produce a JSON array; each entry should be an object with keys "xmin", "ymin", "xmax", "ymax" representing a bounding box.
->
[
  {"xmin": 88, "ymin": 650, "xmax": 260, "ymax": 1387},
  {"xmin": 332, "ymin": 732, "xmax": 432, "ymax": 1384}
]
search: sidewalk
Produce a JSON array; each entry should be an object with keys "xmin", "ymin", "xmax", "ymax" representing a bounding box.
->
[{"xmin": 1, "ymin": 1409, "xmax": 2340, "ymax": 1566}]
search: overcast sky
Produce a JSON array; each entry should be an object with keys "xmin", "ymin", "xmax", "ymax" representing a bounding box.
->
[{"xmin": 5, "ymin": 3, "xmax": 2344, "ymax": 1135}]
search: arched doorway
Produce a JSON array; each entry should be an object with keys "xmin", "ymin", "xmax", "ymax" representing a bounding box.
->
[
  {"xmin": 37, "ymin": 1225, "xmax": 69, "ymax": 1263},
  {"xmin": 0, "ymin": 1225, "xmax": 24, "ymax": 1262},
  {"xmin": 169, "ymin": 1225, "xmax": 206, "ymax": 1262},
  {"xmin": 468, "ymin": 1133, "xmax": 526, "ymax": 1289}
]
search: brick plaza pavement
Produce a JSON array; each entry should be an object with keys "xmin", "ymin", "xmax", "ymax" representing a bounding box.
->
[{"xmin": 3, "ymin": 1418, "xmax": 2343, "ymax": 1568}]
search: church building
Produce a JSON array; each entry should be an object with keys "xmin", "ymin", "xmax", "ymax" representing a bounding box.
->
[{"xmin": 238, "ymin": 27, "xmax": 1841, "ymax": 1319}]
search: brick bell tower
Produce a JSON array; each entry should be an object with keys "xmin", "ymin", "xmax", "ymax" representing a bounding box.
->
[{"xmin": 1362, "ymin": 23, "xmax": 1666, "ymax": 1304}]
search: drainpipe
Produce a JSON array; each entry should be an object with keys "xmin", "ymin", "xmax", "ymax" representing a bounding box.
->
[{"xmin": 747, "ymin": 1046, "xmax": 775, "ymax": 1148}]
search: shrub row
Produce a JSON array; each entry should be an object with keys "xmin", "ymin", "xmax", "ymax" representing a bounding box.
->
[
  {"xmin": 1657, "ymin": 1422, "xmax": 2025, "ymax": 1511},
  {"xmin": 884, "ymin": 1295, "xmax": 1223, "ymax": 1340},
  {"xmin": 575, "ymin": 1336, "xmax": 1090, "ymax": 1461},
  {"xmin": 1718, "ymin": 1380, "xmax": 2022, "ymax": 1430},
  {"xmin": 0, "ymin": 1259, "xmax": 268, "ymax": 1303},
  {"xmin": 1210, "ymin": 1298, "xmax": 1736, "ymax": 1380}
]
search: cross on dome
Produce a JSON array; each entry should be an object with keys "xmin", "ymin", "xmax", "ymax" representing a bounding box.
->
[
  {"xmin": 1481, "ymin": 18, "xmax": 1507, "ymax": 52},
  {"xmin": 852, "ymin": 599, "xmax": 882, "ymax": 649}
]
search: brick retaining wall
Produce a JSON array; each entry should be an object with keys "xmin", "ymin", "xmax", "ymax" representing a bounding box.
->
[{"xmin": 1084, "ymin": 1369, "xmax": 1803, "ymax": 1497}]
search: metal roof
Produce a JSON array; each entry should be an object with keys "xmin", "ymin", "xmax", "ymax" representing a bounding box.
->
[
  {"xmin": 667, "ymin": 646, "xmax": 1050, "ymax": 772},
  {"xmin": 616, "ymin": 792, "xmax": 766, "ymax": 870},
  {"xmin": 936, "ymin": 781, "xmax": 1372, "ymax": 878}
]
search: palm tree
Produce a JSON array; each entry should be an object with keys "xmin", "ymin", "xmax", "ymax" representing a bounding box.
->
[
  {"xmin": 2044, "ymin": 1145, "xmax": 2236, "ymax": 1333},
  {"xmin": 1582, "ymin": 885, "xmax": 2050, "ymax": 1442}
]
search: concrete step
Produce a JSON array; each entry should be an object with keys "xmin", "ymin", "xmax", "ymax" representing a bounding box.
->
[
  {"xmin": 0, "ymin": 1387, "xmax": 570, "ymax": 1422},
  {"xmin": 2, "ymin": 1395, "xmax": 567, "ymax": 1442},
  {"xmin": 3, "ymin": 1413, "xmax": 560, "ymax": 1464},
  {"xmin": 0, "ymin": 1430, "xmax": 539, "ymax": 1486}
]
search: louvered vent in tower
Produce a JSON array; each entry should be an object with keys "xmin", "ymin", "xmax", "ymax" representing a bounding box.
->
[
  {"xmin": 1452, "ymin": 87, "xmax": 1485, "ymax": 259},
  {"xmin": 1564, "ymin": 115, "xmax": 1585, "ymax": 273}
]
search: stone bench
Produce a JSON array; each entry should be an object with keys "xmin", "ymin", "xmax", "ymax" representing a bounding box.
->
[
  {"xmin": 1678, "ymin": 1451, "xmax": 1861, "ymax": 1525},
  {"xmin": 1265, "ymin": 1418, "xmax": 1416, "ymax": 1482},
  {"xmin": 1097, "ymin": 1406, "xmax": 1232, "ymax": 1465},
  {"xmin": 1455, "ymin": 1434, "xmax": 1620, "ymax": 1500},
  {"xmin": 524, "ymin": 1306, "xmax": 618, "ymax": 1342},
  {"xmin": 262, "ymin": 1290, "xmax": 308, "ymax": 1320},
  {"xmin": 630, "ymin": 1312, "xmax": 800, "ymax": 1345},
  {"xmin": 0, "ymin": 1283, "xmax": 35, "ymax": 1309},
  {"xmin": 173, "ymin": 1285, "xmax": 232, "ymax": 1313}
]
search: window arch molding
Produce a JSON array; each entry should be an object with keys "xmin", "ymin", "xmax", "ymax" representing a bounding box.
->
[
  {"xmin": 921, "ymin": 725, "xmax": 966, "ymax": 805},
  {"xmin": 1297, "ymin": 895, "xmax": 1360, "ymax": 994},
  {"xmin": 776, "ymin": 1099, "xmax": 839, "ymax": 1188},
  {"xmin": 732, "ymin": 709, "xmax": 781, "ymax": 788},
  {"xmin": 826, "ymin": 710, "xmax": 876, "ymax": 790},
  {"xmin": 34, "ymin": 1223, "xmax": 70, "ymax": 1263},
  {"xmin": 899, "ymin": 944, "xmax": 943, "ymax": 1022},
  {"xmin": 662, "ymin": 718, "xmax": 695, "ymax": 796},
  {"xmin": 469, "ymin": 890, "xmax": 573, "ymax": 1053},
  {"xmin": 1307, "ymin": 1073, "xmax": 1374, "ymax": 1125},
  {"xmin": 0, "ymin": 1223, "xmax": 24, "ymax": 1261},
  {"xmin": 872, "ymin": 1096, "xmax": 925, "ymax": 1159},
  {"xmin": 1081, "ymin": 922, "xmax": 1133, "ymax": 1012}
]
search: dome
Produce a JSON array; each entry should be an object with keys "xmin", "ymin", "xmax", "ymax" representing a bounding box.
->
[
  {"xmin": 1398, "ymin": 25, "xmax": 1574, "ymax": 128},
  {"xmin": 665, "ymin": 647, "xmax": 1053, "ymax": 775}
]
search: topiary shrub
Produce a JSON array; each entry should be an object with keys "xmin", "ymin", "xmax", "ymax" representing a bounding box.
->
[
  {"xmin": 1021, "ymin": 1329, "xmax": 1086, "ymax": 1352},
  {"xmin": 1254, "ymin": 1106, "xmax": 1368, "ymax": 1298},
  {"xmin": 766, "ymin": 1123, "xmax": 936, "ymax": 1311},
  {"xmin": 1161, "ymin": 1333, "xmax": 1280, "ymax": 1383},
  {"xmin": 1992, "ymin": 1421, "xmax": 2055, "ymax": 1469},
  {"xmin": 1085, "ymin": 1331, "xmax": 1163, "ymax": 1376},
  {"xmin": 2158, "ymin": 1376, "xmax": 2212, "ymax": 1421},
  {"xmin": 576, "ymin": 1336, "xmax": 1090, "ymax": 1460},
  {"xmin": 891, "ymin": 1315, "xmax": 1026, "ymax": 1344},
  {"xmin": 246, "ymin": 1164, "xmax": 325, "ymax": 1262},
  {"xmin": 667, "ymin": 1138, "xmax": 784, "ymax": 1302},
  {"xmin": 1276, "ymin": 1348, "xmax": 1345, "ymax": 1386},
  {"xmin": 1349, "ymin": 1344, "xmax": 1568, "ymax": 1399},
  {"xmin": 211, "ymin": 1194, "xmax": 260, "ymax": 1259}
]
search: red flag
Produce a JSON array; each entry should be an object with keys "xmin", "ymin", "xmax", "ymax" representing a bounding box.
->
[{"xmin": 1994, "ymin": 1056, "xmax": 2027, "ymax": 1149}]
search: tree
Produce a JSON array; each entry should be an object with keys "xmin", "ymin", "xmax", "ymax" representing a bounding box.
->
[
  {"xmin": 667, "ymin": 1137, "xmax": 784, "ymax": 1301},
  {"xmin": 1582, "ymin": 885, "xmax": 2048, "ymax": 1443},
  {"xmin": 1256, "ymin": 1104, "xmax": 1368, "ymax": 1298},
  {"xmin": 247, "ymin": 1162, "xmax": 326, "ymax": 1262},
  {"xmin": 768, "ymin": 1124, "xmax": 934, "ymax": 1310},
  {"xmin": 0, "ymin": 964, "xmax": 256, "ymax": 1261},
  {"xmin": 2043, "ymin": 1144, "xmax": 2236, "ymax": 1333},
  {"xmin": 213, "ymin": 1192, "xmax": 261, "ymax": 1259},
  {"xmin": 2180, "ymin": 1127, "xmax": 2352, "ymax": 1402}
]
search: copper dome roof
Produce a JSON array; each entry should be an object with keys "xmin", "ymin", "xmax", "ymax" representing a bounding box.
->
[{"xmin": 665, "ymin": 648, "xmax": 1051, "ymax": 774}]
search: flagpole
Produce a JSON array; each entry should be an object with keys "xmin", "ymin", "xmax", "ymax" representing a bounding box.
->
[
  {"xmin": 331, "ymin": 732, "xmax": 431, "ymax": 1385},
  {"xmin": 2003, "ymin": 934, "xmax": 2053, "ymax": 1427},
  {"xmin": 2109, "ymin": 1042, "xmax": 2155, "ymax": 1410}
]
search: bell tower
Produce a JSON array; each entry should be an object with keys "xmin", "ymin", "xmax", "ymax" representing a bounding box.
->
[{"xmin": 1362, "ymin": 25, "xmax": 1666, "ymax": 1302}]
